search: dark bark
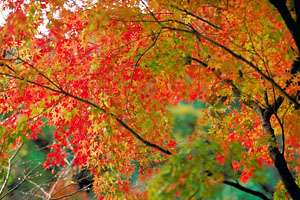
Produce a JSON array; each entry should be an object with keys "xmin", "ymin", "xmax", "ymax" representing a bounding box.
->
[
  {"xmin": 223, "ymin": 180, "xmax": 270, "ymax": 200},
  {"xmin": 255, "ymin": 102, "xmax": 300, "ymax": 200},
  {"xmin": 268, "ymin": 145, "xmax": 300, "ymax": 199},
  {"xmin": 295, "ymin": 0, "xmax": 300, "ymax": 25},
  {"xmin": 269, "ymin": 0, "xmax": 300, "ymax": 50},
  {"xmin": 262, "ymin": 2, "xmax": 300, "ymax": 198},
  {"xmin": 161, "ymin": 1, "xmax": 300, "ymax": 198},
  {"xmin": 191, "ymin": 56, "xmax": 300, "ymax": 198}
]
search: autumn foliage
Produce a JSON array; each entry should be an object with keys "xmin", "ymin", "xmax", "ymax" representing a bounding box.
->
[{"xmin": 1, "ymin": 0, "xmax": 300, "ymax": 199}]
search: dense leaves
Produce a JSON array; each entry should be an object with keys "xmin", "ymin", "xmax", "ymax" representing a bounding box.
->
[{"xmin": 1, "ymin": 0, "xmax": 300, "ymax": 199}]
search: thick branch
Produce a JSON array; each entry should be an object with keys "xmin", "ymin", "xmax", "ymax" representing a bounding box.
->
[
  {"xmin": 269, "ymin": 0, "xmax": 296, "ymax": 33},
  {"xmin": 191, "ymin": 57, "xmax": 208, "ymax": 67},
  {"xmin": 266, "ymin": 96, "xmax": 284, "ymax": 117},
  {"xmin": 223, "ymin": 180, "xmax": 270, "ymax": 200},
  {"xmin": 267, "ymin": 132, "xmax": 300, "ymax": 199},
  {"xmin": 257, "ymin": 107, "xmax": 300, "ymax": 199},
  {"xmin": 269, "ymin": 0, "xmax": 300, "ymax": 50},
  {"xmin": 295, "ymin": 0, "xmax": 300, "ymax": 25},
  {"xmin": 160, "ymin": 5, "xmax": 300, "ymax": 198},
  {"xmin": 191, "ymin": 57, "xmax": 300, "ymax": 199}
]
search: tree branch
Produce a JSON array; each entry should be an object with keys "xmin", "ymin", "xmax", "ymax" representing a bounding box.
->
[
  {"xmin": 295, "ymin": 0, "xmax": 300, "ymax": 25},
  {"xmin": 258, "ymin": 106, "xmax": 300, "ymax": 199},
  {"xmin": 127, "ymin": 28, "xmax": 162, "ymax": 103},
  {"xmin": 49, "ymin": 183, "xmax": 91, "ymax": 200},
  {"xmin": 47, "ymin": 159, "xmax": 74, "ymax": 200},
  {"xmin": 59, "ymin": 89, "xmax": 172, "ymax": 155},
  {"xmin": 223, "ymin": 180, "xmax": 270, "ymax": 200},
  {"xmin": 0, "ymin": 164, "xmax": 40, "ymax": 200},
  {"xmin": 148, "ymin": 4, "xmax": 300, "ymax": 198},
  {"xmin": 0, "ymin": 73, "xmax": 62, "ymax": 94},
  {"xmin": 191, "ymin": 57, "xmax": 300, "ymax": 199},
  {"xmin": 269, "ymin": 0, "xmax": 300, "ymax": 50},
  {"xmin": 163, "ymin": 25, "xmax": 300, "ymax": 109},
  {"xmin": 0, "ymin": 68, "xmax": 172, "ymax": 155},
  {"xmin": 16, "ymin": 57, "xmax": 63, "ymax": 91},
  {"xmin": 269, "ymin": 0, "xmax": 296, "ymax": 33},
  {"xmin": 170, "ymin": 5, "xmax": 222, "ymax": 30},
  {"xmin": 274, "ymin": 112, "xmax": 285, "ymax": 154},
  {"xmin": 0, "ymin": 143, "xmax": 24, "ymax": 197}
]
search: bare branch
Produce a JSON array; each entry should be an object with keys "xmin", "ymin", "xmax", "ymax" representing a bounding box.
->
[
  {"xmin": 49, "ymin": 183, "xmax": 91, "ymax": 200},
  {"xmin": 26, "ymin": 178, "xmax": 49, "ymax": 197},
  {"xmin": 223, "ymin": 180, "xmax": 270, "ymax": 200},
  {"xmin": 0, "ymin": 143, "xmax": 24, "ymax": 197},
  {"xmin": 47, "ymin": 161, "xmax": 74, "ymax": 200},
  {"xmin": 0, "ymin": 164, "xmax": 41, "ymax": 199}
]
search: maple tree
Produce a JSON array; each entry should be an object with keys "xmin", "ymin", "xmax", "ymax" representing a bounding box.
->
[{"xmin": 1, "ymin": 0, "xmax": 300, "ymax": 199}]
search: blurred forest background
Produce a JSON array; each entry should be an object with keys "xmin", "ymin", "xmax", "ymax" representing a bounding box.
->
[{"xmin": 1, "ymin": 100, "xmax": 279, "ymax": 199}]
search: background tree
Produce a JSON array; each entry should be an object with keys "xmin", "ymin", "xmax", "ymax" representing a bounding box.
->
[{"xmin": 1, "ymin": 0, "xmax": 300, "ymax": 199}]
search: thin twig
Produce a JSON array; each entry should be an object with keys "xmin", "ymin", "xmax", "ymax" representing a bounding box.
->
[
  {"xmin": 161, "ymin": 25, "xmax": 300, "ymax": 108},
  {"xmin": 47, "ymin": 160, "xmax": 74, "ymax": 200},
  {"xmin": 171, "ymin": 5, "xmax": 222, "ymax": 30},
  {"xmin": 0, "ymin": 143, "xmax": 24, "ymax": 196},
  {"xmin": 17, "ymin": 57, "xmax": 62, "ymax": 90},
  {"xmin": 49, "ymin": 183, "xmax": 91, "ymax": 200},
  {"xmin": 26, "ymin": 178, "xmax": 49, "ymax": 197},
  {"xmin": 126, "ymin": 28, "xmax": 162, "ymax": 102},
  {"xmin": 0, "ymin": 164, "xmax": 41, "ymax": 199}
]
